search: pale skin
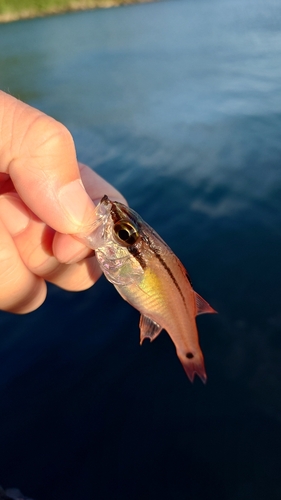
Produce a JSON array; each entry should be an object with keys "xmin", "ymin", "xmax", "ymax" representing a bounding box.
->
[{"xmin": 0, "ymin": 90, "xmax": 126, "ymax": 314}]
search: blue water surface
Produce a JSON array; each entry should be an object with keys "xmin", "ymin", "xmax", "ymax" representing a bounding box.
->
[{"xmin": 1, "ymin": 0, "xmax": 281, "ymax": 498}]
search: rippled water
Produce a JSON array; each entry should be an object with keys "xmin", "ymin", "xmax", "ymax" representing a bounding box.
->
[{"xmin": 1, "ymin": 1, "xmax": 281, "ymax": 498}]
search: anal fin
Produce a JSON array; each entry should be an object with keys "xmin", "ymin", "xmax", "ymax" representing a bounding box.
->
[{"xmin": 139, "ymin": 315, "xmax": 162, "ymax": 345}]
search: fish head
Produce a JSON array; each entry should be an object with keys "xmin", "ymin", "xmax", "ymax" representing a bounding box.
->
[
  {"xmin": 80, "ymin": 195, "xmax": 145, "ymax": 286},
  {"xmin": 103, "ymin": 196, "xmax": 141, "ymax": 244}
]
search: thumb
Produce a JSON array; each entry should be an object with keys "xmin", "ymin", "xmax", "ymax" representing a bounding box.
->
[{"xmin": 0, "ymin": 91, "xmax": 96, "ymax": 234}]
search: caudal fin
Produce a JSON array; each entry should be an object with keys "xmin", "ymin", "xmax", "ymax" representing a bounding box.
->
[{"xmin": 177, "ymin": 349, "xmax": 207, "ymax": 384}]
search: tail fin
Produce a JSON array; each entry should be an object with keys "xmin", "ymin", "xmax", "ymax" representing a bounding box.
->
[{"xmin": 177, "ymin": 349, "xmax": 207, "ymax": 384}]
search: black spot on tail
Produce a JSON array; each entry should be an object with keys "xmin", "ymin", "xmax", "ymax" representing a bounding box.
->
[{"xmin": 186, "ymin": 352, "xmax": 194, "ymax": 359}]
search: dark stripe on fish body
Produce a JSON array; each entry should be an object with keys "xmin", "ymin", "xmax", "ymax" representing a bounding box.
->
[
  {"xmin": 142, "ymin": 232, "xmax": 187, "ymax": 309},
  {"xmin": 109, "ymin": 202, "xmax": 146, "ymax": 268},
  {"xmin": 176, "ymin": 258, "xmax": 193, "ymax": 287},
  {"xmin": 109, "ymin": 200, "xmax": 188, "ymax": 309},
  {"xmin": 128, "ymin": 245, "xmax": 147, "ymax": 269},
  {"xmin": 110, "ymin": 203, "xmax": 123, "ymax": 224}
]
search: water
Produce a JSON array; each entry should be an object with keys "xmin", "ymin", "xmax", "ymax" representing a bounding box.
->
[{"xmin": 1, "ymin": 0, "xmax": 281, "ymax": 498}]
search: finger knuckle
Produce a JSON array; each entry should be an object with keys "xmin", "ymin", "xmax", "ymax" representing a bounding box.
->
[
  {"xmin": 40, "ymin": 118, "xmax": 74, "ymax": 154},
  {"xmin": 22, "ymin": 114, "xmax": 75, "ymax": 161}
]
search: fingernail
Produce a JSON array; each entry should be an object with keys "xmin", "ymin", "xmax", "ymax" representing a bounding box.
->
[
  {"xmin": 0, "ymin": 195, "xmax": 30, "ymax": 235},
  {"xmin": 58, "ymin": 179, "xmax": 96, "ymax": 230}
]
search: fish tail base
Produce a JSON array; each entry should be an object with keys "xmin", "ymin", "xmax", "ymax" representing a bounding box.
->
[{"xmin": 177, "ymin": 350, "xmax": 207, "ymax": 384}]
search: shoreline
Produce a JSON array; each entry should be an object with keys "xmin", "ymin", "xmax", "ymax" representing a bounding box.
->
[{"xmin": 0, "ymin": 0, "xmax": 155, "ymax": 23}]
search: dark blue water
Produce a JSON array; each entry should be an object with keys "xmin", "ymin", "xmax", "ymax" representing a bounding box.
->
[{"xmin": 1, "ymin": 0, "xmax": 281, "ymax": 498}]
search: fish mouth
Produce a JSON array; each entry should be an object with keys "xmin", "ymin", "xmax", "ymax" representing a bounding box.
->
[{"xmin": 100, "ymin": 194, "xmax": 111, "ymax": 206}]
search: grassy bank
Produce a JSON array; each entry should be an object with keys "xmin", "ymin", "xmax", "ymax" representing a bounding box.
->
[{"xmin": 0, "ymin": 0, "xmax": 154, "ymax": 22}]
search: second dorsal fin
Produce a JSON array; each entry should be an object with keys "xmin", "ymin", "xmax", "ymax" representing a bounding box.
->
[{"xmin": 194, "ymin": 292, "xmax": 217, "ymax": 316}]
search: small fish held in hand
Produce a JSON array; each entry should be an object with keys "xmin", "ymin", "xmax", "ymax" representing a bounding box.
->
[{"xmin": 77, "ymin": 195, "xmax": 216, "ymax": 383}]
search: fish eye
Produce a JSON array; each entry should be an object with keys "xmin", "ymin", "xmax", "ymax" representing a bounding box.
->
[{"xmin": 113, "ymin": 220, "xmax": 139, "ymax": 246}]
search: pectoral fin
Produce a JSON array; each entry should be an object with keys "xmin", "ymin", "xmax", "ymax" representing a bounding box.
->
[
  {"xmin": 139, "ymin": 315, "xmax": 162, "ymax": 345},
  {"xmin": 194, "ymin": 292, "xmax": 217, "ymax": 316}
]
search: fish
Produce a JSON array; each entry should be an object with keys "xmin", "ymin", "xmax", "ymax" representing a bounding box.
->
[{"xmin": 77, "ymin": 195, "xmax": 216, "ymax": 383}]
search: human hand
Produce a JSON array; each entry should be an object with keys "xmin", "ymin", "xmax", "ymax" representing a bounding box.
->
[{"xmin": 0, "ymin": 91, "xmax": 125, "ymax": 314}]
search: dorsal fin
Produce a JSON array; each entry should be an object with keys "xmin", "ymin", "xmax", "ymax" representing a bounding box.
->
[{"xmin": 194, "ymin": 292, "xmax": 217, "ymax": 316}]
